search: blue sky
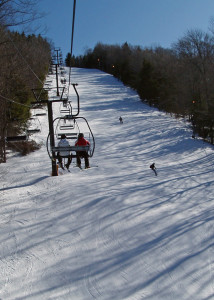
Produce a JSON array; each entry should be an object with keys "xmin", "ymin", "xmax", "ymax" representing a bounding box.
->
[{"xmin": 35, "ymin": 0, "xmax": 214, "ymax": 59}]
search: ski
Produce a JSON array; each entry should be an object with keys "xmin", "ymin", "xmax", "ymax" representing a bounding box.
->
[{"xmin": 57, "ymin": 163, "xmax": 71, "ymax": 173}]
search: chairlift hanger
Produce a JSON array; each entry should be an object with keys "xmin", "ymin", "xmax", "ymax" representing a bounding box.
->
[{"xmin": 46, "ymin": 1, "xmax": 96, "ymax": 175}]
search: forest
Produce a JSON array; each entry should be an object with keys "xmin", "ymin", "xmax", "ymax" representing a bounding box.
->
[
  {"xmin": 66, "ymin": 27, "xmax": 214, "ymax": 145},
  {"xmin": 1, "ymin": 0, "xmax": 214, "ymax": 164},
  {"xmin": 0, "ymin": 0, "xmax": 52, "ymax": 162}
]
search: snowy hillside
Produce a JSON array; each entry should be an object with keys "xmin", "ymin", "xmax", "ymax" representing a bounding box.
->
[{"xmin": 1, "ymin": 68, "xmax": 214, "ymax": 300}]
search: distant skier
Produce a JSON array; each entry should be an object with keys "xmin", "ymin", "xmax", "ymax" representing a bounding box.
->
[
  {"xmin": 119, "ymin": 116, "xmax": 123, "ymax": 124},
  {"xmin": 57, "ymin": 134, "xmax": 72, "ymax": 170},
  {"xmin": 150, "ymin": 163, "xmax": 157, "ymax": 176},
  {"xmin": 75, "ymin": 133, "xmax": 90, "ymax": 169}
]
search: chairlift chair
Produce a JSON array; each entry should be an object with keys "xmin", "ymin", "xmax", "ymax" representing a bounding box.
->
[
  {"xmin": 46, "ymin": 83, "xmax": 95, "ymax": 175},
  {"xmin": 26, "ymin": 114, "xmax": 42, "ymax": 134},
  {"xmin": 47, "ymin": 115, "xmax": 95, "ymax": 169},
  {"xmin": 59, "ymin": 101, "xmax": 72, "ymax": 115}
]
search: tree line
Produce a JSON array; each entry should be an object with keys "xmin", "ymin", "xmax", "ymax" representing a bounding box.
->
[
  {"xmin": 0, "ymin": 0, "xmax": 52, "ymax": 162},
  {"xmin": 66, "ymin": 28, "xmax": 214, "ymax": 145}
]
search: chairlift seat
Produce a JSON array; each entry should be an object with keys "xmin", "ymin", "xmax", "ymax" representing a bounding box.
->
[
  {"xmin": 57, "ymin": 133, "xmax": 78, "ymax": 139},
  {"xmin": 32, "ymin": 104, "xmax": 43, "ymax": 109},
  {"xmin": 27, "ymin": 129, "xmax": 41, "ymax": 133},
  {"xmin": 52, "ymin": 146, "xmax": 89, "ymax": 152},
  {"xmin": 6, "ymin": 135, "xmax": 27, "ymax": 142},
  {"xmin": 60, "ymin": 109, "xmax": 70, "ymax": 114},
  {"xmin": 59, "ymin": 125, "xmax": 74, "ymax": 130},
  {"xmin": 52, "ymin": 145, "xmax": 89, "ymax": 158},
  {"xmin": 35, "ymin": 113, "xmax": 46, "ymax": 116}
]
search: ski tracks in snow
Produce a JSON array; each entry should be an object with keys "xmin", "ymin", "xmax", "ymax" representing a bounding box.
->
[
  {"xmin": 0, "ymin": 150, "xmax": 60, "ymax": 298},
  {"xmin": 1, "ymin": 68, "xmax": 214, "ymax": 299}
]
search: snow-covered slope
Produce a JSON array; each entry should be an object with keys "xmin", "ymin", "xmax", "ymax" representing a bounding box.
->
[{"xmin": 0, "ymin": 68, "xmax": 214, "ymax": 300}]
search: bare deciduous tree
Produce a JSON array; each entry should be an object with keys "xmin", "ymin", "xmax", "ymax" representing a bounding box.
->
[
  {"xmin": 0, "ymin": 0, "xmax": 42, "ymax": 27},
  {"xmin": 173, "ymin": 29, "xmax": 214, "ymax": 111}
]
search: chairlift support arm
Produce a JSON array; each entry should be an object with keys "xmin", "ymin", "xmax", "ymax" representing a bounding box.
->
[{"xmin": 72, "ymin": 83, "xmax": 80, "ymax": 116}]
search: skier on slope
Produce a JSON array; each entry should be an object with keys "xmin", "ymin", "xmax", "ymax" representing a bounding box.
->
[
  {"xmin": 119, "ymin": 116, "xmax": 123, "ymax": 124},
  {"xmin": 75, "ymin": 133, "xmax": 90, "ymax": 169},
  {"xmin": 57, "ymin": 134, "xmax": 72, "ymax": 169}
]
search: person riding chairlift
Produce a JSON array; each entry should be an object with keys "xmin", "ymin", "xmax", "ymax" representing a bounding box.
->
[
  {"xmin": 75, "ymin": 133, "xmax": 90, "ymax": 169},
  {"xmin": 57, "ymin": 134, "xmax": 72, "ymax": 170}
]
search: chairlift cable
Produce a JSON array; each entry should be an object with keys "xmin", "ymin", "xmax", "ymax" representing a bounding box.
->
[
  {"xmin": 0, "ymin": 95, "xmax": 45, "ymax": 135},
  {"xmin": 68, "ymin": 0, "xmax": 76, "ymax": 90},
  {"xmin": 0, "ymin": 94, "xmax": 31, "ymax": 108}
]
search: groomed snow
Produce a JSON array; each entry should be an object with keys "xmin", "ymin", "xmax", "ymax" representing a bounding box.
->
[{"xmin": 0, "ymin": 68, "xmax": 214, "ymax": 300}]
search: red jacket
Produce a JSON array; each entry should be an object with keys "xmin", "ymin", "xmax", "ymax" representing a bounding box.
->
[{"xmin": 75, "ymin": 137, "xmax": 90, "ymax": 146}]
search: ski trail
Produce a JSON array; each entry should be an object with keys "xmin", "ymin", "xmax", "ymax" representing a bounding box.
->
[{"xmin": 0, "ymin": 68, "xmax": 214, "ymax": 299}]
